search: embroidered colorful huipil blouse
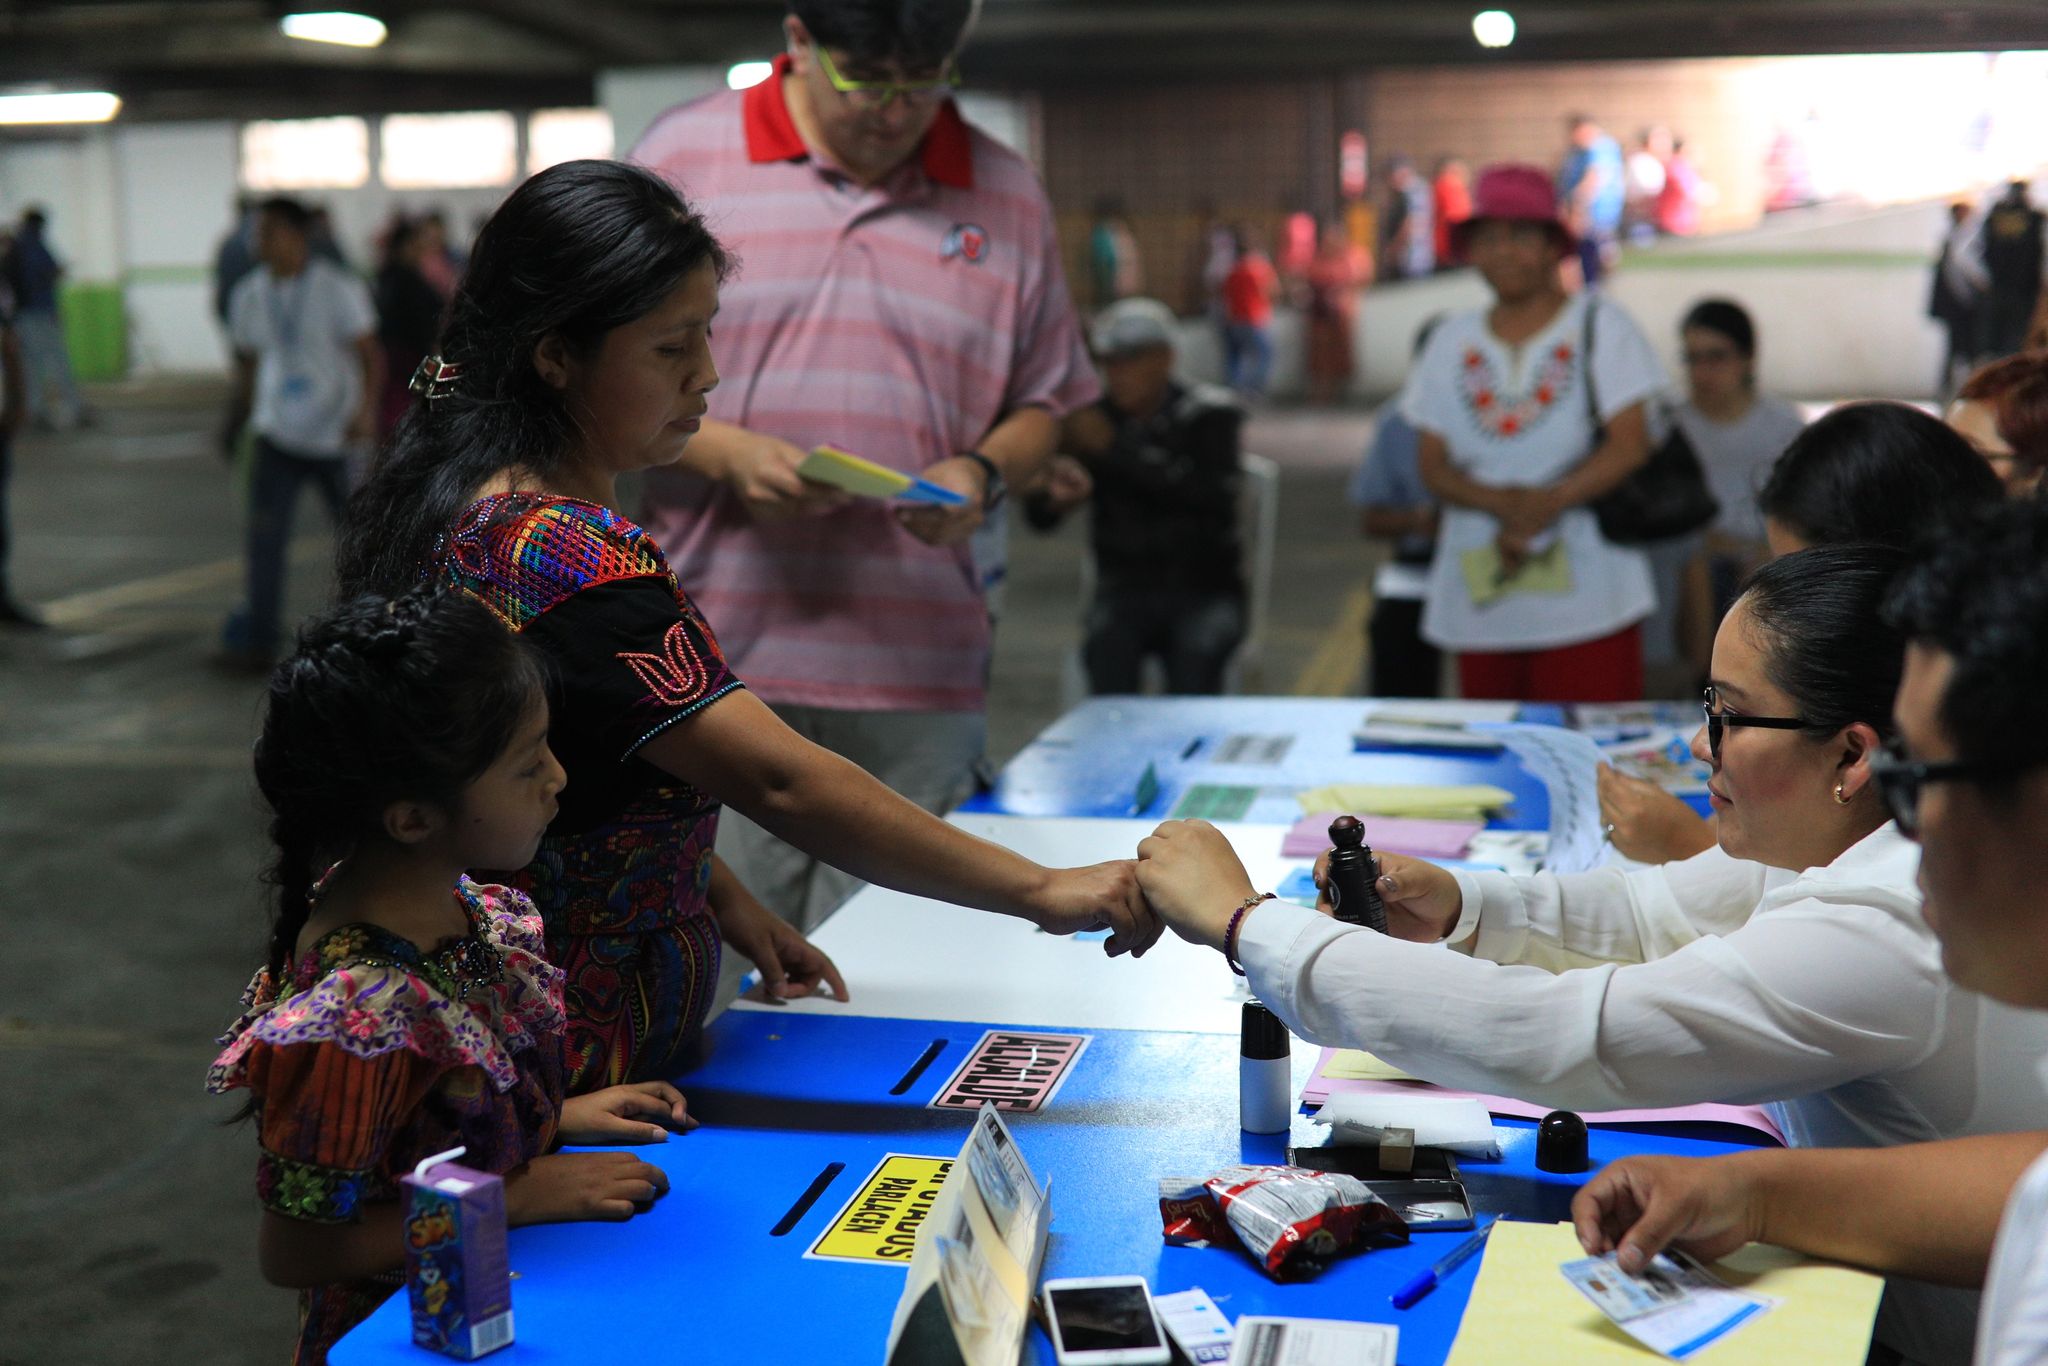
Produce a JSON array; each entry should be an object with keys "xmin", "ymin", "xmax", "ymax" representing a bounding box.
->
[
  {"xmin": 435, "ymin": 493, "xmax": 744, "ymax": 1092},
  {"xmin": 207, "ymin": 880, "xmax": 565, "ymax": 1366}
]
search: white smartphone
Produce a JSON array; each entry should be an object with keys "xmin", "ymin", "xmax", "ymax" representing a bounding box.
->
[{"xmin": 1041, "ymin": 1276, "xmax": 1172, "ymax": 1366}]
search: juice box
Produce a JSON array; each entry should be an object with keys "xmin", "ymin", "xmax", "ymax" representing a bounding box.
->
[{"xmin": 402, "ymin": 1149, "xmax": 514, "ymax": 1359}]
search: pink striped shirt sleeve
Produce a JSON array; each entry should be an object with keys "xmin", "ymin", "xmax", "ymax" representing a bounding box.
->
[{"xmin": 630, "ymin": 78, "xmax": 1097, "ymax": 713}]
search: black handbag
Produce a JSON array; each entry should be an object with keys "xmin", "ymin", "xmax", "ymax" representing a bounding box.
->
[{"xmin": 1580, "ymin": 300, "xmax": 1720, "ymax": 545}]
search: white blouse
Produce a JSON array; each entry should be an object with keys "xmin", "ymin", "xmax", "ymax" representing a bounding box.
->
[{"xmin": 1399, "ymin": 293, "xmax": 1666, "ymax": 652}]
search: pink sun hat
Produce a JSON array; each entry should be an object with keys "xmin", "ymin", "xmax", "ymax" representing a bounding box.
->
[{"xmin": 1448, "ymin": 163, "xmax": 1577, "ymax": 261}]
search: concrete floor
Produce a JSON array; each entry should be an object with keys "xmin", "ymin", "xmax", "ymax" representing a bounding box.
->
[{"xmin": 0, "ymin": 380, "xmax": 1380, "ymax": 1364}]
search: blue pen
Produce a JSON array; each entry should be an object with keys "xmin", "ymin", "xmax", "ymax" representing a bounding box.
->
[{"xmin": 1391, "ymin": 1215, "xmax": 1499, "ymax": 1309}]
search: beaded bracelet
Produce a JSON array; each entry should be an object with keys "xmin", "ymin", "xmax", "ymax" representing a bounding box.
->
[{"xmin": 1223, "ymin": 892, "xmax": 1276, "ymax": 977}]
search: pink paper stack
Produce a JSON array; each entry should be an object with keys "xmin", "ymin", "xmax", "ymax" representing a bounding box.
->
[
  {"xmin": 1280, "ymin": 812, "xmax": 1484, "ymax": 860},
  {"xmin": 1300, "ymin": 1047, "xmax": 1787, "ymax": 1146}
]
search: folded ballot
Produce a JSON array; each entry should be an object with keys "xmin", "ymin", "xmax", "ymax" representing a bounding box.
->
[{"xmin": 1309, "ymin": 1094, "xmax": 1502, "ymax": 1160}]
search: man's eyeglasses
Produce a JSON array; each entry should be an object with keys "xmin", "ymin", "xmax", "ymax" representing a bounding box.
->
[
  {"xmin": 1869, "ymin": 743, "xmax": 2023, "ymax": 839},
  {"xmin": 814, "ymin": 45, "xmax": 961, "ymax": 109},
  {"xmin": 1701, "ymin": 685, "xmax": 1808, "ymax": 763}
]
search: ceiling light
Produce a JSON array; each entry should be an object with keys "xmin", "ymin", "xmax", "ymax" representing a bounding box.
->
[
  {"xmin": 280, "ymin": 12, "xmax": 389, "ymax": 48},
  {"xmin": 1473, "ymin": 10, "xmax": 1516, "ymax": 48},
  {"xmin": 727, "ymin": 62, "xmax": 775, "ymax": 91},
  {"xmin": 0, "ymin": 91, "xmax": 122, "ymax": 125}
]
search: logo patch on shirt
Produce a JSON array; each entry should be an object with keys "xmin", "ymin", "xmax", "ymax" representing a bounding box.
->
[{"xmin": 942, "ymin": 223, "xmax": 991, "ymax": 264}]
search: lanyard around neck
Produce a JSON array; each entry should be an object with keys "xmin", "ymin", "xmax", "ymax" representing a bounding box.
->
[{"xmin": 268, "ymin": 272, "xmax": 307, "ymax": 350}]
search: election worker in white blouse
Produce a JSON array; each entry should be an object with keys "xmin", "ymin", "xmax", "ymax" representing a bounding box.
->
[
  {"xmin": 1567, "ymin": 501, "xmax": 2048, "ymax": 1366},
  {"xmin": 1136, "ymin": 542, "xmax": 2048, "ymax": 1366}
]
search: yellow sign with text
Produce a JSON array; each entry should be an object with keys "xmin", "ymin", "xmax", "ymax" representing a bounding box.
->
[{"xmin": 807, "ymin": 1155, "xmax": 955, "ymax": 1265}]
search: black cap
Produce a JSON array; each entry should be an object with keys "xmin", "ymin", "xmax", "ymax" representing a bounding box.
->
[
  {"xmin": 1241, "ymin": 1001, "xmax": 1291, "ymax": 1060},
  {"xmin": 1536, "ymin": 1109, "xmax": 1590, "ymax": 1173}
]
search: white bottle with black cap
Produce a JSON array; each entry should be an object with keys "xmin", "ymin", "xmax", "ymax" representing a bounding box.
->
[{"xmin": 1240, "ymin": 1000, "xmax": 1293, "ymax": 1134}]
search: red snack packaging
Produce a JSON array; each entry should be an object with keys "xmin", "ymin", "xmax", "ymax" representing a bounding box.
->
[
  {"xmin": 1160, "ymin": 1165, "xmax": 1406, "ymax": 1281},
  {"xmin": 1159, "ymin": 1176, "xmax": 1241, "ymax": 1252}
]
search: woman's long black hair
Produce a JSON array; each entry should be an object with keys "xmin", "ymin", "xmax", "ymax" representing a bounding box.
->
[
  {"xmin": 1736, "ymin": 544, "xmax": 1909, "ymax": 750},
  {"xmin": 336, "ymin": 159, "xmax": 730, "ymax": 598},
  {"xmin": 1758, "ymin": 401, "xmax": 2001, "ymax": 549},
  {"xmin": 253, "ymin": 589, "xmax": 544, "ymax": 980}
]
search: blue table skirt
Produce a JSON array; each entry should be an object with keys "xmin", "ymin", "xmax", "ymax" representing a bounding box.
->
[{"xmin": 333, "ymin": 1010, "xmax": 1764, "ymax": 1366}]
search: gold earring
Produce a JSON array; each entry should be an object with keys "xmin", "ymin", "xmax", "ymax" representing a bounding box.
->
[{"xmin": 1833, "ymin": 782, "xmax": 1849, "ymax": 805}]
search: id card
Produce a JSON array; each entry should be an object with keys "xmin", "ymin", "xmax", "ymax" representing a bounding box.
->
[
  {"xmin": 1560, "ymin": 1250, "xmax": 1775, "ymax": 1360},
  {"xmin": 1560, "ymin": 1253, "xmax": 1693, "ymax": 1322}
]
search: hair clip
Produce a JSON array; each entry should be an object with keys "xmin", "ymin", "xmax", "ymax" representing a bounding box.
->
[{"xmin": 409, "ymin": 355, "xmax": 463, "ymax": 401}]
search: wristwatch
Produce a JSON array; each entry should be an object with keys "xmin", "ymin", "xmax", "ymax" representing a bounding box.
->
[{"xmin": 960, "ymin": 450, "xmax": 1006, "ymax": 511}]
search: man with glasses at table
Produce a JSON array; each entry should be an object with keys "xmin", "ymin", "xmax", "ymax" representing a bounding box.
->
[
  {"xmin": 1574, "ymin": 499, "xmax": 2048, "ymax": 1366},
  {"xmin": 629, "ymin": 0, "xmax": 1098, "ymax": 936}
]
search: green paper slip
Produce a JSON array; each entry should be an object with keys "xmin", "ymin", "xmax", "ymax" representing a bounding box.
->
[
  {"xmin": 1171, "ymin": 784, "xmax": 1259, "ymax": 821},
  {"xmin": 1462, "ymin": 540, "xmax": 1573, "ymax": 606},
  {"xmin": 1133, "ymin": 761, "xmax": 1161, "ymax": 815}
]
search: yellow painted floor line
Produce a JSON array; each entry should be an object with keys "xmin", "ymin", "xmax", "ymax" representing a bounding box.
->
[
  {"xmin": 1290, "ymin": 582, "xmax": 1374, "ymax": 696},
  {"xmin": 0, "ymin": 1019, "xmax": 215, "ymax": 1063},
  {"xmin": 0, "ymin": 742, "xmax": 251, "ymax": 769},
  {"xmin": 38, "ymin": 557, "xmax": 243, "ymax": 627},
  {"xmin": 37, "ymin": 539, "xmax": 330, "ymax": 628}
]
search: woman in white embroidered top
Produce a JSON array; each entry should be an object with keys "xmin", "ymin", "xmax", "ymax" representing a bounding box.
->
[
  {"xmin": 1407, "ymin": 163, "xmax": 1666, "ymax": 703},
  {"xmin": 1135, "ymin": 544, "xmax": 2048, "ymax": 1366}
]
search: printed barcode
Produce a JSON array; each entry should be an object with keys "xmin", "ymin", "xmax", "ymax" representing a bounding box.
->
[
  {"xmin": 1238, "ymin": 1321, "xmax": 1281, "ymax": 1366},
  {"xmin": 468, "ymin": 1309, "xmax": 514, "ymax": 1357}
]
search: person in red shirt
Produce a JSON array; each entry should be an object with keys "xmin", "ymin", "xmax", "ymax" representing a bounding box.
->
[
  {"xmin": 1221, "ymin": 229, "xmax": 1278, "ymax": 399},
  {"xmin": 1433, "ymin": 157, "xmax": 1473, "ymax": 268},
  {"xmin": 1655, "ymin": 136, "xmax": 1706, "ymax": 237}
]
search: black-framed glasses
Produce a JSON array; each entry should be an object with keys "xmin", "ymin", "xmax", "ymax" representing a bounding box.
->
[
  {"xmin": 1701, "ymin": 685, "xmax": 1808, "ymax": 763},
  {"xmin": 1869, "ymin": 743, "xmax": 2023, "ymax": 839}
]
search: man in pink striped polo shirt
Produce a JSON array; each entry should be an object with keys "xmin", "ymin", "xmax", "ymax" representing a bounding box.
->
[{"xmin": 632, "ymin": 0, "xmax": 1098, "ymax": 931}]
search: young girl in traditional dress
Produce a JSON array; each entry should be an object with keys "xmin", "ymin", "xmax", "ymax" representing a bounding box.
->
[{"xmin": 208, "ymin": 589, "xmax": 690, "ymax": 1365}]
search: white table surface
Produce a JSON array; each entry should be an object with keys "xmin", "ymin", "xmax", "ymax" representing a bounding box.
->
[{"xmin": 730, "ymin": 812, "xmax": 1308, "ymax": 1035}]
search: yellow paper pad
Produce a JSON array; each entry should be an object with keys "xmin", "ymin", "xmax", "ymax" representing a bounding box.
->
[
  {"xmin": 799, "ymin": 445, "xmax": 916, "ymax": 498},
  {"xmin": 1461, "ymin": 540, "xmax": 1573, "ymax": 607},
  {"xmin": 1320, "ymin": 1049, "xmax": 1420, "ymax": 1083},
  {"xmin": 1444, "ymin": 1221, "xmax": 1884, "ymax": 1366},
  {"xmin": 1296, "ymin": 783, "xmax": 1513, "ymax": 821}
]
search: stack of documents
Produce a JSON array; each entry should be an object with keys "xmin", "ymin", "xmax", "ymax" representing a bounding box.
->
[
  {"xmin": 1295, "ymin": 784, "xmax": 1514, "ymax": 823},
  {"xmin": 1280, "ymin": 813, "xmax": 1484, "ymax": 860}
]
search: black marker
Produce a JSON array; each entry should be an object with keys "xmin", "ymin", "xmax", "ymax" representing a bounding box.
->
[{"xmin": 1326, "ymin": 814, "xmax": 1388, "ymax": 933}]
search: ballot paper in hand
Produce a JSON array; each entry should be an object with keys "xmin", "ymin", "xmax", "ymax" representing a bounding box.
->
[
  {"xmin": 1310, "ymin": 1094, "xmax": 1502, "ymax": 1159},
  {"xmin": 1479, "ymin": 724, "xmax": 1610, "ymax": 874},
  {"xmin": 1560, "ymin": 1250, "xmax": 1774, "ymax": 1360},
  {"xmin": 799, "ymin": 445, "xmax": 969, "ymax": 505}
]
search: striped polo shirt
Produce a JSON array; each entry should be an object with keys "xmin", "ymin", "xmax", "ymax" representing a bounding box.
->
[{"xmin": 630, "ymin": 58, "xmax": 1098, "ymax": 713}]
